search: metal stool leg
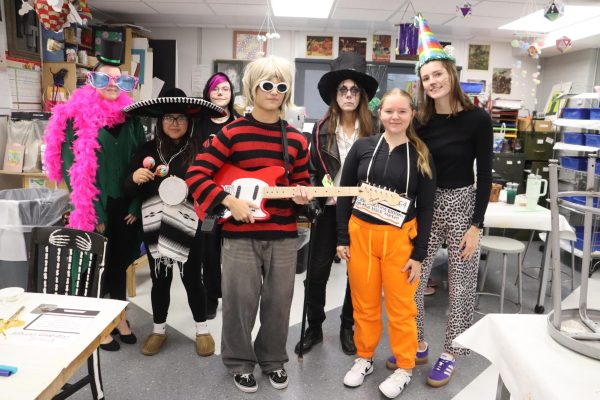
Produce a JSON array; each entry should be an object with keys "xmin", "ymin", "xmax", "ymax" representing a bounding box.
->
[
  {"xmin": 500, "ymin": 253, "xmax": 507, "ymax": 313},
  {"xmin": 479, "ymin": 250, "xmax": 490, "ymax": 292},
  {"xmin": 570, "ymin": 241, "xmax": 576, "ymax": 291},
  {"xmin": 517, "ymin": 252, "xmax": 523, "ymax": 313}
]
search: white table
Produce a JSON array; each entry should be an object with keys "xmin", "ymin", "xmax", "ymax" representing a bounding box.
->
[
  {"xmin": 0, "ymin": 293, "xmax": 127, "ymax": 400},
  {"xmin": 453, "ymin": 314, "xmax": 600, "ymax": 400},
  {"xmin": 484, "ymin": 202, "xmax": 575, "ymax": 313}
]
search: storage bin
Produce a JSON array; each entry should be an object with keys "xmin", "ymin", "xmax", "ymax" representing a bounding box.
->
[
  {"xmin": 563, "ymin": 196, "xmax": 599, "ymax": 207},
  {"xmin": 574, "ymin": 226, "xmax": 600, "ymax": 252},
  {"xmin": 460, "ymin": 81, "xmax": 483, "ymax": 94},
  {"xmin": 562, "ymin": 108, "xmax": 590, "ymax": 119},
  {"xmin": 590, "ymin": 108, "xmax": 600, "ymax": 120},
  {"xmin": 563, "ymin": 132, "xmax": 585, "ymax": 145},
  {"xmin": 560, "ymin": 156, "xmax": 587, "ymax": 171},
  {"xmin": 584, "ymin": 134, "xmax": 600, "ymax": 147}
]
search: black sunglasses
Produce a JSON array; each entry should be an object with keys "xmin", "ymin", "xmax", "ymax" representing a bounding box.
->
[{"xmin": 258, "ymin": 80, "xmax": 289, "ymax": 94}]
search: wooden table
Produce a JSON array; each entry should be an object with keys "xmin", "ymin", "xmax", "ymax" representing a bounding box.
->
[{"xmin": 0, "ymin": 293, "xmax": 127, "ymax": 400}]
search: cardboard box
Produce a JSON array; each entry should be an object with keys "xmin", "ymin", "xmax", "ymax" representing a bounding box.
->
[
  {"xmin": 518, "ymin": 117, "xmax": 533, "ymax": 132},
  {"xmin": 534, "ymin": 120, "xmax": 553, "ymax": 132}
]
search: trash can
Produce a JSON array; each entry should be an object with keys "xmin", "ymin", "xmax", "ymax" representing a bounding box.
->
[
  {"xmin": 0, "ymin": 188, "xmax": 69, "ymax": 289},
  {"xmin": 296, "ymin": 227, "xmax": 311, "ymax": 274}
]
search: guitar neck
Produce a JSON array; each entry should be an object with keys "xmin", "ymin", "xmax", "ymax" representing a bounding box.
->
[{"xmin": 262, "ymin": 186, "xmax": 361, "ymax": 199}]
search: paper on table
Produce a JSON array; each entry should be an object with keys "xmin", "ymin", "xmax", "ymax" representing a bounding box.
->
[{"xmin": 25, "ymin": 313, "xmax": 94, "ymax": 334}]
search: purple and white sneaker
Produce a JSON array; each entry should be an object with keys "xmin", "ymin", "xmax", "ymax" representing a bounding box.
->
[
  {"xmin": 427, "ymin": 353, "xmax": 455, "ymax": 387},
  {"xmin": 385, "ymin": 343, "xmax": 429, "ymax": 370}
]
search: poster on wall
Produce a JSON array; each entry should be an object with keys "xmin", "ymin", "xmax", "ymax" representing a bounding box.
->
[
  {"xmin": 306, "ymin": 36, "xmax": 333, "ymax": 57},
  {"xmin": 492, "ymin": 68, "xmax": 512, "ymax": 94},
  {"xmin": 233, "ymin": 31, "xmax": 267, "ymax": 60},
  {"xmin": 543, "ymin": 82, "xmax": 572, "ymax": 120},
  {"xmin": 372, "ymin": 34, "xmax": 391, "ymax": 62},
  {"xmin": 468, "ymin": 44, "xmax": 490, "ymax": 70},
  {"xmin": 339, "ymin": 37, "xmax": 367, "ymax": 57},
  {"xmin": 213, "ymin": 60, "xmax": 246, "ymax": 95}
]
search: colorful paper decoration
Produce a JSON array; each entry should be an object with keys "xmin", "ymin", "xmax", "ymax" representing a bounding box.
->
[
  {"xmin": 397, "ymin": 23, "xmax": 419, "ymax": 55},
  {"xmin": 34, "ymin": 0, "xmax": 70, "ymax": 32},
  {"xmin": 544, "ymin": 0, "xmax": 564, "ymax": 21},
  {"xmin": 555, "ymin": 36, "xmax": 572, "ymax": 53},
  {"xmin": 528, "ymin": 43, "xmax": 541, "ymax": 59},
  {"xmin": 456, "ymin": 2, "xmax": 472, "ymax": 17}
]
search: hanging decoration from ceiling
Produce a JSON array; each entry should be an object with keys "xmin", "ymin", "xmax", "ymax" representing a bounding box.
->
[
  {"xmin": 256, "ymin": 1, "xmax": 280, "ymax": 57},
  {"xmin": 395, "ymin": 1, "xmax": 419, "ymax": 56},
  {"xmin": 32, "ymin": 0, "xmax": 88, "ymax": 32},
  {"xmin": 555, "ymin": 35, "xmax": 572, "ymax": 53},
  {"xmin": 456, "ymin": 2, "xmax": 472, "ymax": 17},
  {"xmin": 544, "ymin": 0, "xmax": 565, "ymax": 21}
]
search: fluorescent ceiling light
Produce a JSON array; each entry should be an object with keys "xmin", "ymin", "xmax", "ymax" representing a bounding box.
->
[
  {"xmin": 541, "ymin": 15, "xmax": 600, "ymax": 48},
  {"xmin": 498, "ymin": 5, "xmax": 600, "ymax": 34},
  {"xmin": 271, "ymin": 0, "xmax": 334, "ymax": 18}
]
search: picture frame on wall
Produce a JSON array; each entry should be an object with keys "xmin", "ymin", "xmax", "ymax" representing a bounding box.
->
[
  {"xmin": 233, "ymin": 31, "xmax": 267, "ymax": 60},
  {"xmin": 372, "ymin": 34, "xmax": 391, "ymax": 62},
  {"xmin": 468, "ymin": 44, "xmax": 490, "ymax": 71},
  {"xmin": 306, "ymin": 36, "xmax": 333, "ymax": 57},
  {"xmin": 339, "ymin": 37, "xmax": 367, "ymax": 57},
  {"xmin": 4, "ymin": 0, "xmax": 41, "ymax": 61},
  {"xmin": 492, "ymin": 68, "xmax": 512, "ymax": 94},
  {"xmin": 213, "ymin": 59, "xmax": 247, "ymax": 95}
]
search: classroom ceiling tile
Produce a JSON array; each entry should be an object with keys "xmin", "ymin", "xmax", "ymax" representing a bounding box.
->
[
  {"xmin": 145, "ymin": 2, "xmax": 214, "ymax": 14},
  {"xmin": 336, "ymin": 0, "xmax": 401, "ymax": 11},
  {"xmin": 209, "ymin": 3, "xmax": 266, "ymax": 16},
  {"xmin": 332, "ymin": 8, "xmax": 394, "ymax": 21},
  {"xmin": 88, "ymin": 1, "xmax": 158, "ymax": 14},
  {"xmin": 205, "ymin": 0, "xmax": 265, "ymax": 4}
]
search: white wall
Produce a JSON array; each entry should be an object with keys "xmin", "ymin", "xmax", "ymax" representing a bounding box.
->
[{"xmin": 158, "ymin": 27, "xmax": 539, "ymax": 110}]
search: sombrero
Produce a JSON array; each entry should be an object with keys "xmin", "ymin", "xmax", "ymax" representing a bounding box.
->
[{"xmin": 123, "ymin": 88, "xmax": 226, "ymax": 118}]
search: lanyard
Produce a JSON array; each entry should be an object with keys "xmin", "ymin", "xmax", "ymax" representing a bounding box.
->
[{"xmin": 366, "ymin": 134, "xmax": 410, "ymax": 196}]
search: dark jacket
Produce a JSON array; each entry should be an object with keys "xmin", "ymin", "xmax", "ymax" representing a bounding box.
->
[{"xmin": 309, "ymin": 114, "xmax": 381, "ymax": 207}]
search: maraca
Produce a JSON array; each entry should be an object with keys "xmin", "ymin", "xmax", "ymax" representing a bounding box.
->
[
  {"xmin": 143, "ymin": 156, "xmax": 156, "ymax": 169},
  {"xmin": 155, "ymin": 164, "xmax": 169, "ymax": 177}
]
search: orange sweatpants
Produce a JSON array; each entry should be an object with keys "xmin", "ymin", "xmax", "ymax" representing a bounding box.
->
[{"xmin": 347, "ymin": 215, "xmax": 419, "ymax": 369}]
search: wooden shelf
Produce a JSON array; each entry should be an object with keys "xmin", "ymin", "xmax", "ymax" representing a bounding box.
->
[{"xmin": 0, "ymin": 170, "xmax": 46, "ymax": 177}]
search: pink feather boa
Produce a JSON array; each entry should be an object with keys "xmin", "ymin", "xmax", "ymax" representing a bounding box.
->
[{"xmin": 44, "ymin": 85, "xmax": 133, "ymax": 232}]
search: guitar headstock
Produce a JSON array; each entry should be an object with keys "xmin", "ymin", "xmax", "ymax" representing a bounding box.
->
[{"xmin": 357, "ymin": 182, "xmax": 401, "ymax": 205}]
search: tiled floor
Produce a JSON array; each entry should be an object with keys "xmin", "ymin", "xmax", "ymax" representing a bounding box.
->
[{"xmin": 66, "ymin": 240, "xmax": 595, "ymax": 400}]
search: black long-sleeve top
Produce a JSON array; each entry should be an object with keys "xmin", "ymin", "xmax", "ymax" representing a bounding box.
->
[
  {"xmin": 415, "ymin": 107, "xmax": 492, "ymax": 226},
  {"xmin": 336, "ymin": 134, "xmax": 436, "ymax": 261},
  {"xmin": 123, "ymin": 140, "xmax": 194, "ymax": 203}
]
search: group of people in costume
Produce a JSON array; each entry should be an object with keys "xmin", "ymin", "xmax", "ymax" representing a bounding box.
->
[{"xmin": 43, "ymin": 15, "xmax": 492, "ymax": 399}]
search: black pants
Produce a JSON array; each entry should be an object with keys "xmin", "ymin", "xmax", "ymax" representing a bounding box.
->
[
  {"xmin": 200, "ymin": 225, "xmax": 222, "ymax": 302},
  {"xmin": 103, "ymin": 197, "xmax": 141, "ymax": 301},
  {"xmin": 306, "ymin": 205, "xmax": 354, "ymax": 330},
  {"xmin": 146, "ymin": 228, "xmax": 207, "ymax": 324}
]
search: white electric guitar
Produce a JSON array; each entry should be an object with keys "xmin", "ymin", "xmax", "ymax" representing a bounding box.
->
[{"xmin": 214, "ymin": 164, "xmax": 401, "ymax": 222}]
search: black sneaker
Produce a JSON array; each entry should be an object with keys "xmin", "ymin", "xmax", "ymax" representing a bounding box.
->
[
  {"xmin": 233, "ymin": 373, "xmax": 258, "ymax": 393},
  {"xmin": 268, "ymin": 368, "xmax": 288, "ymax": 389}
]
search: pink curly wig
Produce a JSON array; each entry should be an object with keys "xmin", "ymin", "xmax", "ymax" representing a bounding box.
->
[{"xmin": 44, "ymin": 85, "xmax": 133, "ymax": 232}]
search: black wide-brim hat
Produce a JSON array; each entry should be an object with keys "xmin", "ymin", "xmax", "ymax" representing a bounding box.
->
[
  {"xmin": 317, "ymin": 52, "xmax": 379, "ymax": 105},
  {"xmin": 123, "ymin": 88, "xmax": 226, "ymax": 118}
]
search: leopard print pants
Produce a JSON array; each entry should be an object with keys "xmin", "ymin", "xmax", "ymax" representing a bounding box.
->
[{"xmin": 415, "ymin": 185, "xmax": 480, "ymax": 355}]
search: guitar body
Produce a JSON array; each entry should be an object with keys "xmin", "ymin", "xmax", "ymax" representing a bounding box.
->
[{"xmin": 214, "ymin": 164, "xmax": 286, "ymax": 222}]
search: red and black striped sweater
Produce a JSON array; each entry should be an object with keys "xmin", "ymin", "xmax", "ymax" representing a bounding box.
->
[{"xmin": 186, "ymin": 114, "xmax": 310, "ymax": 240}]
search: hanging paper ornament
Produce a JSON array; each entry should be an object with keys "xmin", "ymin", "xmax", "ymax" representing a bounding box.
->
[
  {"xmin": 77, "ymin": 0, "xmax": 92, "ymax": 21},
  {"xmin": 527, "ymin": 44, "xmax": 541, "ymax": 59},
  {"xmin": 34, "ymin": 0, "xmax": 71, "ymax": 32},
  {"xmin": 555, "ymin": 36, "xmax": 572, "ymax": 53},
  {"xmin": 456, "ymin": 2, "xmax": 472, "ymax": 17},
  {"xmin": 397, "ymin": 22, "xmax": 419, "ymax": 56},
  {"xmin": 544, "ymin": 0, "xmax": 564, "ymax": 22},
  {"xmin": 443, "ymin": 45, "xmax": 455, "ymax": 58},
  {"xmin": 511, "ymin": 39, "xmax": 520, "ymax": 48},
  {"xmin": 514, "ymin": 60, "xmax": 522, "ymax": 69}
]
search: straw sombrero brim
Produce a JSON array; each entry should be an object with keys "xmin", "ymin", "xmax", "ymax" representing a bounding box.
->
[
  {"xmin": 123, "ymin": 97, "xmax": 226, "ymax": 118},
  {"xmin": 317, "ymin": 69, "xmax": 379, "ymax": 105}
]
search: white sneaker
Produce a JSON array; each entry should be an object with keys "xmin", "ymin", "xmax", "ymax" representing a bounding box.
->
[
  {"xmin": 343, "ymin": 357, "xmax": 373, "ymax": 387},
  {"xmin": 379, "ymin": 369, "xmax": 411, "ymax": 399}
]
